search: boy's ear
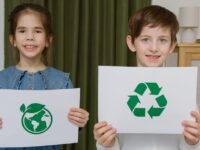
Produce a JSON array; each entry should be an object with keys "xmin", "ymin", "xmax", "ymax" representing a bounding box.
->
[
  {"xmin": 169, "ymin": 41, "xmax": 177, "ymax": 53},
  {"xmin": 126, "ymin": 35, "xmax": 136, "ymax": 52}
]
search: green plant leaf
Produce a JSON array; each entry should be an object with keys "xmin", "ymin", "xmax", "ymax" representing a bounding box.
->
[
  {"xmin": 20, "ymin": 104, "xmax": 26, "ymax": 113},
  {"xmin": 26, "ymin": 103, "xmax": 45, "ymax": 113}
]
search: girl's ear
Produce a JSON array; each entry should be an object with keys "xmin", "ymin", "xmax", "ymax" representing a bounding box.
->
[
  {"xmin": 169, "ymin": 41, "xmax": 177, "ymax": 54},
  {"xmin": 126, "ymin": 35, "xmax": 136, "ymax": 52},
  {"xmin": 46, "ymin": 36, "xmax": 53, "ymax": 47},
  {"xmin": 9, "ymin": 35, "xmax": 16, "ymax": 47}
]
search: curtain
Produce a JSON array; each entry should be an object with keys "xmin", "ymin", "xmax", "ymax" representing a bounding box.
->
[{"xmin": 4, "ymin": 0, "xmax": 151, "ymax": 149}]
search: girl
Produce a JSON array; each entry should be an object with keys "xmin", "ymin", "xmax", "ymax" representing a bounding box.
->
[
  {"xmin": 94, "ymin": 5, "xmax": 200, "ymax": 150},
  {"xmin": 0, "ymin": 3, "xmax": 89, "ymax": 150}
]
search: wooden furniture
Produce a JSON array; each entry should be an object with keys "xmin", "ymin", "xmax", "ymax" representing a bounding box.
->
[{"xmin": 177, "ymin": 43, "xmax": 200, "ymax": 66}]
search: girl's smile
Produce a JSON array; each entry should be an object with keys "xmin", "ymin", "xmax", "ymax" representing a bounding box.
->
[
  {"xmin": 12, "ymin": 12, "xmax": 48, "ymax": 62},
  {"xmin": 23, "ymin": 44, "xmax": 38, "ymax": 52}
]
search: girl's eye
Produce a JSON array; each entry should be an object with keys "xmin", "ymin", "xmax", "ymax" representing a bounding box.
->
[{"xmin": 35, "ymin": 30, "xmax": 42, "ymax": 33}]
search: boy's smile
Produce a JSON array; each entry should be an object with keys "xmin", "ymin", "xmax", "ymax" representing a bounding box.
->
[
  {"xmin": 128, "ymin": 25, "xmax": 176, "ymax": 67},
  {"xmin": 146, "ymin": 54, "xmax": 161, "ymax": 62}
]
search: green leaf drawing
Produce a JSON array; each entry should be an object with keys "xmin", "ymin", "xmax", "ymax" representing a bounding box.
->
[
  {"xmin": 20, "ymin": 104, "xmax": 26, "ymax": 113},
  {"xmin": 26, "ymin": 103, "xmax": 45, "ymax": 113}
]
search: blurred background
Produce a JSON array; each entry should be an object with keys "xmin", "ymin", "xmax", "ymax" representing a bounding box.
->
[{"xmin": 1, "ymin": 0, "xmax": 200, "ymax": 150}]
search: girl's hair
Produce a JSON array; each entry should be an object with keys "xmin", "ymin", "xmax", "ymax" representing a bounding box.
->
[
  {"xmin": 128, "ymin": 5, "xmax": 179, "ymax": 43},
  {"xmin": 8, "ymin": 3, "xmax": 53, "ymax": 64}
]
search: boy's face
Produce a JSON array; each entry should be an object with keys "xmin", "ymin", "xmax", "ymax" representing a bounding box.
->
[{"xmin": 127, "ymin": 25, "xmax": 176, "ymax": 67}]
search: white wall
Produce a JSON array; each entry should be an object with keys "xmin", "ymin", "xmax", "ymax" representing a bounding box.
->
[
  {"xmin": 152, "ymin": 0, "xmax": 200, "ymax": 67},
  {"xmin": 152, "ymin": 0, "xmax": 200, "ymax": 17},
  {"xmin": 152, "ymin": 0, "xmax": 200, "ymax": 44},
  {"xmin": 0, "ymin": 0, "xmax": 4, "ymax": 70}
]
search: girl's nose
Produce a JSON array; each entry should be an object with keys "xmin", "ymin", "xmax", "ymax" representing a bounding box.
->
[{"xmin": 26, "ymin": 32, "xmax": 34, "ymax": 41}]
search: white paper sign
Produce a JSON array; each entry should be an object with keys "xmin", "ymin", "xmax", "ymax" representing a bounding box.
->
[
  {"xmin": 0, "ymin": 89, "xmax": 80, "ymax": 147},
  {"xmin": 98, "ymin": 66, "xmax": 198, "ymax": 134}
]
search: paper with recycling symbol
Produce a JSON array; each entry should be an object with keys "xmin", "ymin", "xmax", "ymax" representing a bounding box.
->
[{"xmin": 98, "ymin": 66, "xmax": 197, "ymax": 134}]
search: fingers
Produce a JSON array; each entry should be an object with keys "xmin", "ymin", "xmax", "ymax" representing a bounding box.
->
[
  {"xmin": 93, "ymin": 121, "xmax": 117, "ymax": 147},
  {"xmin": 94, "ymin": 121, "xmax": 107, "ymax": 133},
  {"xmin": 183, "ymin": 130, "xmax": 200, "ymax": 145},
  {"xmin": 182, "ymin": 111, "xmax": 200, "ymax": 145},
  {"xmin": 102, "ymin": 133, "xmax": 116, "ymax": 146},
  {"xmin": 191, "ymin": 111, "xmax": 200, "ymax": 123},
  {"xmin": 94, "ymin": 122, "xmax": 111, "ymax": 139},
  {"xmin": 68, "ymin": 107, "xmax": 89, "ymax": 127}
]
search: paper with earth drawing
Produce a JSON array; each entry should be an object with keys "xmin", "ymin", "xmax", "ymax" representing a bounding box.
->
[{"xmin": 0, "ymin": 89, "xmax": 80, "ymax": 147}]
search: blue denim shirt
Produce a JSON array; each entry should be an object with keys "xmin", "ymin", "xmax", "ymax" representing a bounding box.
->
[{"xmin": 0, "ymin": 66, "xmax": 73, "ymax": 150}]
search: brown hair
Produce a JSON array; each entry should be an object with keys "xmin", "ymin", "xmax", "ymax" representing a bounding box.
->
[
  {"xmin": 128, "ymin": 5, "xmax": 179, "ymax": 43},
  {"xmin": 8, "ymin": 3, "xmax": 53, "ymax": 64}
]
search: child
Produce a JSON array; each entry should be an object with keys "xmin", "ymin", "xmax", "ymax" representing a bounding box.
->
[
  {"xmin": 0, "ymin": 3, "xmax": 89, "ymax": 150},
  {"xmin": 94, "ymin": 5, "xmax": 200, "ymax": 150}
]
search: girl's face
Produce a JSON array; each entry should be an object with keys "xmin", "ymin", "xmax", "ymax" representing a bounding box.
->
[
  {"xmin": 127, "ymin": 25, "xmax": 176, "ymax": 67},
  {"xmin": 11, "ymin": 12, "xmax": 49, "ymax": 63}
]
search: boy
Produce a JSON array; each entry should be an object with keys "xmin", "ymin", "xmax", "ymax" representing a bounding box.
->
[{"xmin": 93, "ymin": 5, "xmax": 200, "ymax": 150}]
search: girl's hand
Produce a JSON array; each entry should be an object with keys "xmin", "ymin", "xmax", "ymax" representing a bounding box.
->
[
  {"xmin": 93, "ymin": 121, "xmax": 117, "ymax": 147},
  {"xmin": 68, "ymin": 107, "xmax": 89, "ymax": 127},
  {"xmin": 182, "ymin": 111, "xmax": 200, "ymax": 145},
  {"xmin": 0, "ymin": 117, "xmax": 2, "ymax": 128}
]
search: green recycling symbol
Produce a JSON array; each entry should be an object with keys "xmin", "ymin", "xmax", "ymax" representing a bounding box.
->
[{"xmin": 127, "ymin": 82, "xmax": 167, "ymax": 118}]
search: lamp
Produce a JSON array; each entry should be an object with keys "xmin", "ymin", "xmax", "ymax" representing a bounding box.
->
[{"xmin": 179, "ymin": 7, "xmax": 199, "ymax": 43}]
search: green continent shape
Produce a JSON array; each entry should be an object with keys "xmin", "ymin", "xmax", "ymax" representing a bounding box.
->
[
  {"xmin": 146, "ymin": 82, "xmax": 161, "ymax": 95},
  {"xmin": 24, "ymin": 117, "xmax": 34, "ymax": 131},
  {"xmin": 29, "ymin": 110, "xmax": 47, "ymax": 132}
]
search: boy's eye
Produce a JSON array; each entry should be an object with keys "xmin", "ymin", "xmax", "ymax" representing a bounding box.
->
[
  {"xmin": 141, "ymin": 38, "xmax": 149, "ymax": 42},
  {"xmin": 160, "ymin": 38, "xmax": 168, "ymax": 43},
  {"xmin": 18, "ymin": 30, "xmax": 25, "ymax": 33}
]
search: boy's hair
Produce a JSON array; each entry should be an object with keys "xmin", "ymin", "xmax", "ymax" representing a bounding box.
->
[
  {"xmin": 8, "ymin": 3, "xmax": 53, "ymax": 64},
  {"xmin": 128, "ymin": 5, "xmax": 179, "ymax": 43}
]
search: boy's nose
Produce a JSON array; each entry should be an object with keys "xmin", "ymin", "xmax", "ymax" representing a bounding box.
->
[{"xmin": 150, "ymin": 42, "xmax": 158, "ymax": 53}]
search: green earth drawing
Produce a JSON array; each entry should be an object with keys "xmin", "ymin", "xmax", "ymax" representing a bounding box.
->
[{"xmin": 20, "ymin": 103, "xmax": 53, "ymax": 134}]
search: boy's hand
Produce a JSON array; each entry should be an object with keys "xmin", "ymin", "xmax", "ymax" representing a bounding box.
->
[
  {"xmin": 68, "ymin": 107, "xmax": 89, "ymax": 127},
  {"xmin": 0, "ymin": 117, "xmax": 2, "ymax": 128},
  {"xmin": 182, "ymin": 111, "xmax": 200, "ymax": 145},
  {"xmin": 93, "ymin": 121, "xmax": 117, "ymax": 147}
]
